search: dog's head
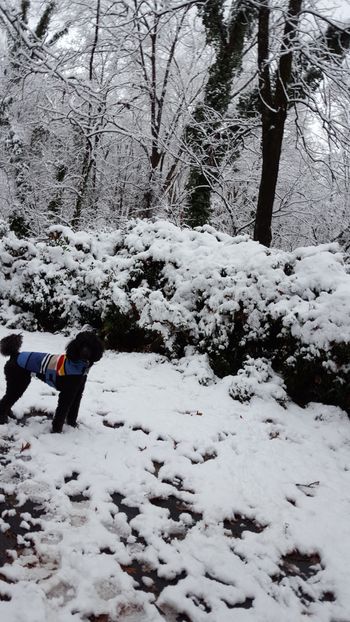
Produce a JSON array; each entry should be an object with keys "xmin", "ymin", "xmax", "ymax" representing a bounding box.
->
[{"xmin": 66, "ymin": 332, "xmax": 104, "ymax": 365}]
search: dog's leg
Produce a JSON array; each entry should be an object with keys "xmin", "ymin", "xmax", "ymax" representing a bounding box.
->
[
  {"xmin": 0, "ymin": 359, "xmax": 31, "ymax": 424},
  {"xmin": 52, "ymin": 377, "xmax": 86, "ymax": 433},
  {"xmin": 51, "ymin": 388, "xmax": 75, "ymax": 433},
  {"xmin": 66, "ymin": 378, "xmax": 86, "ymax": 428}
]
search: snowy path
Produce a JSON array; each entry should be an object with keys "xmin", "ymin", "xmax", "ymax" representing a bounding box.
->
[{"xmin": 1, "ymin": 330, "xmax": 350, "ymax": 622}]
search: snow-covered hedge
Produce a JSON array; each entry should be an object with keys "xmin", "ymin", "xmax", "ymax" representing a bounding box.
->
[{"xmin": 0, "ymin": 219, "xmax": 350, "ymax": 412}]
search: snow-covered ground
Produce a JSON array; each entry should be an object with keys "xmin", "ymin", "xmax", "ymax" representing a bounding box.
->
[{"xmin": 1, "ymin": 328, "xmax": 350, "ymax": 622}]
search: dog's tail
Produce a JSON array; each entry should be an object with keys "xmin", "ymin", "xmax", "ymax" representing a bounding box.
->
[{"xmin": 0, "ymin": 334, "xmax": 23, "ymax": 357}]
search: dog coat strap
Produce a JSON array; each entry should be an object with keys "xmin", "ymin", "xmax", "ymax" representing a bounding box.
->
[
  {"xmin": 65, "ymin": 359, "xmax": 89, "ymax": 375},
  {"xmin": 56, "ymin": 354, "xmax": 66, "ymax": 376}
]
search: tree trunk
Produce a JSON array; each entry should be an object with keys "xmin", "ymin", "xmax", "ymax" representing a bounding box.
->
[
  {"xmin": 254, "ymin": 0, "xmax": 303, "ymax": 246},
  {"xmin": 253, "ymin": 111, "xmax": 286, "ymax": 246}
]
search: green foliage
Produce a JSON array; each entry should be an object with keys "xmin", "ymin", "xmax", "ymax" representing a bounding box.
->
[
  {"xmin": 127, "ymin": 259, "xmax": 166, "ymax": 291},
  {"xmin": 35, "ymin": 2, "xmax": 55, "ymax": 40},
  {"xmin": 206, "ymin": 310, "xmax": 280, "ymax": 378},
  {"xmin": 199, "ymin": 0, "xmax": 225, "ymax": 49},
  {"xmin": 322, "ymin": 24, "xmax": 350, "ymax": 61},
  {"xmin": 207, "ymin": 312, "xmax": 350, "ymax": 413},
  {"xmin": 205, "ymin": 47, "xmax": 238, "ymax": 112},
  {"xmin": 47, "ymin": 25, "xmax": 70, "ymax": 47},
  {"xmin": 8, "ymin": 212, "xmax": 30, "ymax": 238},
  {"xmin": 15, "ymin": 272, "xmax": 69, "ymax": 331},
  {"xmin": 273, "ymin": 340, "xmax": 350, "ymax": 414},
  {"xmin": 101, "ymin": 305, "xmax": 164, "ymax": 354},
  {"xmin": 47, "ymin": 163, "xmax": 67, "ymax": 216},
  {"xmin": 237, "ymin": 87, "xmax": 261, "ymax": 118},
  {"xmin": 20, "ymin": 0, "xmax": 30, "ymax": 22},
  {"xmin": 185, "ymin": 0, "xmax": 258, "ymax": 228},
  {"xmin": 184, "ymin": 170, "xmax": 211, "ymax": 228},
  {"xmin": 1, "ymin": 221, "xmax": 349, "ymax": 414}
]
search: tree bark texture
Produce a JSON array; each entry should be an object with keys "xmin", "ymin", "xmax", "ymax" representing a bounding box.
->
[{"xmin": 254, "ymin": 0, "xmax": 303, "ymax": 247}]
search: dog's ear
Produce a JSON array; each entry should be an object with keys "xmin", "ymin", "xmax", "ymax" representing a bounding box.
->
[
  {"xmin": 87, "ymin": 335, "xmax": 104, "ymax": 363},
  {"xmin": 66, "ymin": 336, "xmax": 81, "ymax": 361}
]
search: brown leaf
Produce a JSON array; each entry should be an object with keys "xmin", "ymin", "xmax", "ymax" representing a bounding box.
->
[
  {"xmin": 120, "ymin": 564, "xmax": 138, "ymax": 576},
  {"xmin": 20, "ymin": 442, "xmax": 31, "ymax": 452}
]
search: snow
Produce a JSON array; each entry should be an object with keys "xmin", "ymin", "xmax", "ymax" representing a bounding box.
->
[{"xmin": 1, "ymin": 327, "xmax": 350, "ymax": 621}]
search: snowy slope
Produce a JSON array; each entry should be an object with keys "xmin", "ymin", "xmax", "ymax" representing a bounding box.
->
[{"xmin": 0, "ymin": 328, "xmax": 350, "ymax": 622}]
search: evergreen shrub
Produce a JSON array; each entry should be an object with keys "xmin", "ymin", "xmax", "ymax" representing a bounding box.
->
[{"xmin": 0, "ymin": 219, "xmax": 349, "ymax": 412}]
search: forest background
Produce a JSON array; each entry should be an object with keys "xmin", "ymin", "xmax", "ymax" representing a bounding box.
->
[
  {"xmin": 0, "ymin": 0, "xmax": 349, "ymax": 251},
  {"xmin": 1, "ymin": 10, "xmax": 350, "ymax": 614}
]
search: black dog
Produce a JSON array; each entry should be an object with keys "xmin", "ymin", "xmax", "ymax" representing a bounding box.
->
[{"xmin": 0, "ymin": 332, "xmax": 104, "ymax": 432}]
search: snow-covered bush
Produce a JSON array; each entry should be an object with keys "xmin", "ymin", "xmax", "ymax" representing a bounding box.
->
[
  {"xmin": 1, "ymin": 219, "xmax": 350, "ymax": 411},
  {"xmin": 229, "ymin": 357, "xmax": 287, "ymax": 405},
  {"xmin": 0, "ymin": 218, "xmax": 10, "ymax": 239}
]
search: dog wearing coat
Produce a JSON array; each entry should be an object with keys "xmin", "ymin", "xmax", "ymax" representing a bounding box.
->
[{"xmin": 0, "ymin": 332, "xmax": 104, "ymax": 432}]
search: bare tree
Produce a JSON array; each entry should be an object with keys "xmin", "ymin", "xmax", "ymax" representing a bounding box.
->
[{"xmin": 253, "ymin": 0, "xmax": 350, "ymax": 246}]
